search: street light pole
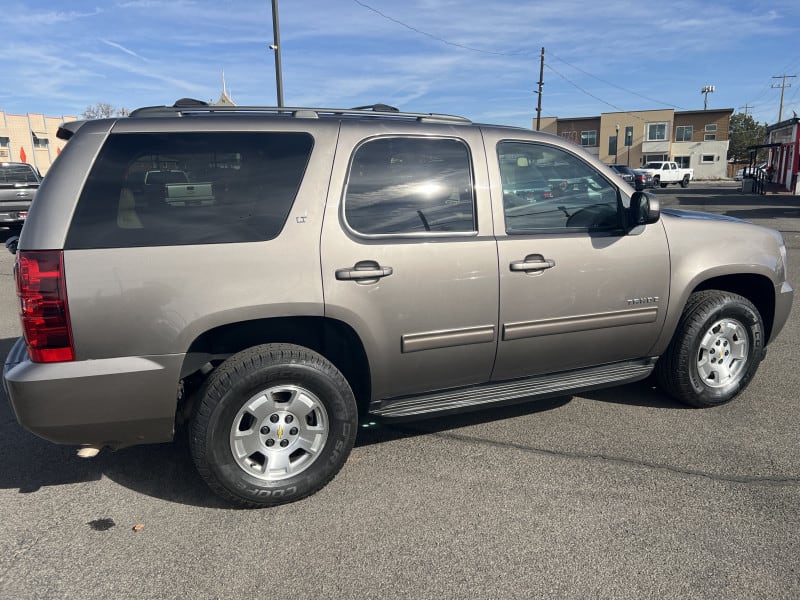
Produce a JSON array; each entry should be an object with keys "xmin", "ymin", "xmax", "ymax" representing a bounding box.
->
[
  {"xmin": 615, "ymin": 124, "xmax": 620, "ymax": 164},
  {"xmin": 269, "ymin": 0, "xmax": 284, "ymax": 107}
]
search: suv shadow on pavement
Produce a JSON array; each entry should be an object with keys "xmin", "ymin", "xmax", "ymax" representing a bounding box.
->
[{"xmin": 2, "ymin": 353, "xmax": 686, "ymax": 508}]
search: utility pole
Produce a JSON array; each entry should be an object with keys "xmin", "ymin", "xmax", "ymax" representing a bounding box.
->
[
  {"xmin": 535, "ymin": 47, "xmax": 544, "ymax": 131},
  {"xmin": 771, "ymin": 74, "xmax": 796, "ymax": 122},
  {"xmin": 738, "ymin": 104, "xmax": 752, "ymax": 115},
  {"xmin": 269, "ymin": 0, "xmax": 284, "ymax": 107},
  {"xmin": 700, "ymin": 85, "xmax": 715, "ymax": 110}
]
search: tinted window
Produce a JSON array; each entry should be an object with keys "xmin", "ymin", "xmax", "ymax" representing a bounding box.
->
[
  {"xmin": 498, "ymin": 141, "xmax": 620, "ymax": 233},
  {"xmin": 344, "ymin": 137, "xmax": 476, "ymax": 236},
  {"xmin": 0, "ymin": 163, "xmax": 40, "ymax": 184},
  {"xmin": 66, "ymin": 132, "xmax": 313, "ymax": 249}
]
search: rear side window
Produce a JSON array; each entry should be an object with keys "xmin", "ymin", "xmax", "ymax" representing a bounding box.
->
[
  {"xmin": 344, "ymin": 137, "xmax": 476, "ymax": 236},
  {"xmin": 66, "ymin": 132, "xmax": 313, "ymax": 248}
]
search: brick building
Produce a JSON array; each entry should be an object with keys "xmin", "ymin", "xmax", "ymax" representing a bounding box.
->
[{"xmin": 538, "ymin": 108, "xmax": 733, "ymax": 179}]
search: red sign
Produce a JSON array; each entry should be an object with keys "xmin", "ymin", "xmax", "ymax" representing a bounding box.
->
[{"xmin": 20, "ymin": 147, "xmax": 27, "ymax": 163}]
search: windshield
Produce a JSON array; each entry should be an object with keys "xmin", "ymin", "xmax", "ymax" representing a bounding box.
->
[{"xmin": 0, "ymin": 163, "xmax": 40, "ymax": 184}]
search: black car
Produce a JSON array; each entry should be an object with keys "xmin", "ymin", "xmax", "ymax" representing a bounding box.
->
[
  {"xmin": 608, "ymin": 164, "xmax": 652, "ymax": 190},
  {"xmin": 607, "ymin": 164, "xmax": 635, "ymax": 185}
]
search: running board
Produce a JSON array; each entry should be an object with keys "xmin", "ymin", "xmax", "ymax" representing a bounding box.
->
[{"xmin": 370, "ymin": 358, "xmax": 658, "ymax": 420}]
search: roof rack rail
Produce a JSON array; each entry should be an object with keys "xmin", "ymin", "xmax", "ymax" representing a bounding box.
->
[{"xmin": 127, "ymin": 98, "xmax": 472, "ymax": 124}]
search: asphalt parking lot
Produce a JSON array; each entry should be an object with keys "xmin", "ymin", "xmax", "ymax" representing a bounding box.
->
[{"xmin": 1, "ymin": 181, "xmax": 798, "ymax": 599}]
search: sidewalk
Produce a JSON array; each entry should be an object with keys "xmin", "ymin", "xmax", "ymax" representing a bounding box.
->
[{"xmin": 765, "ymin": 181, "xmax": 796, "ymax": 196}]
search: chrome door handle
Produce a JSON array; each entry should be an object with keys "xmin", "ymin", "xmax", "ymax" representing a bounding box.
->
[
  {"xmin": 510, "ymin": 255, "xmax": 556, "ymax": 272},
  {"xmin": 336, "ymin": 260, "xmax": 394, "ymax": 281}
]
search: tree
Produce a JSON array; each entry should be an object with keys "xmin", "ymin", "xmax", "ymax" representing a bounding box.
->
[
  {"xmin": 81, "ymin": 102, "xmax": 130, "ymax": 119},
  {"xmin": 727, "ymin": 113, "xmax": 767, "ymax": 163}
]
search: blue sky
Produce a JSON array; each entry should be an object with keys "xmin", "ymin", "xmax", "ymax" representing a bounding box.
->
[{"xmin": 3, "ymin": 0, "xmax": 800, "ymax": 127}]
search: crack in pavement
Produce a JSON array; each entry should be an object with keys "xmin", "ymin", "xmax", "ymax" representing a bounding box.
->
[{"xmin": 394, "ymin": 425, "xmax": 800, "ymax": 487}]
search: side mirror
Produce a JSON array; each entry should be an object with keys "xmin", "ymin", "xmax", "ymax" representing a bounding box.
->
[
  {"xmin": 5, "ymin": 235, "xmax": 19, "ymax": 255},
  {"xmin": 629, "ymin": 191, "xmax": 660, "ymax": 226}
]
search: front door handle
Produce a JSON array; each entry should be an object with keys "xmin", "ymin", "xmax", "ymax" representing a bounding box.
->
[
  {"xmin": 336, "ymin": 260, "xmax": 394, "ymax": 282},
  {"xmin": 510, "ymin": 254, "xmax": 556, "ymax": 272}
]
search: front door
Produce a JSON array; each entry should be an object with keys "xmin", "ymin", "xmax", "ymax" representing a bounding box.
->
[
  {"xmin": 321, "ymin": 125, "xmax": 499, "ymax": 402},
  {"xmin": 485, "ymin": 135, "xmax": 670, "ymax": 381}
]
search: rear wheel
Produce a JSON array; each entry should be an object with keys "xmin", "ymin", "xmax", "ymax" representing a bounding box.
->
[
  {"xmin": 190, "ymin": 343, "xmax": 358, "ymax": 507},
  {"xmin": 652, "ymin": 176, "xmax": 660, "ymax": 188},
  {"xmin": 656, "ymin": 291, "xmax": 764, "ymax": 407},
  {"xmin": 680, "ymin": 175, "xmax": 689, "ymax": 188}
]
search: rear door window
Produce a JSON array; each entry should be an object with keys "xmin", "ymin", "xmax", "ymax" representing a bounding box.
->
[
  {"xmin": 344, "ymin": 136, "xmax": 476, "ymax": 236},
  {"xmin": 65, "ymin": 132, "xmax": 313, "ymax": 248}
]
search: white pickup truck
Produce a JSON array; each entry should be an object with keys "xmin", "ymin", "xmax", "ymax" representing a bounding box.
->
[{"xmin": 639, "ymin": 161, "xmax": 693, "ymax": 188}]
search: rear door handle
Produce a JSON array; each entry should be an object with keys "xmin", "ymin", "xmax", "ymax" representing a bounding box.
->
[
  {"xmin": 510, "ymin": 255, "xmax": 556, "ymax": 272},
  {"xmin": 336, "ymin": 260, "xmax": 394, "ymax": 281}
]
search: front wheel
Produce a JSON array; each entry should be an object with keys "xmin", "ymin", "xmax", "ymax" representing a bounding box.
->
[
  {"xmin": 190, "ymin": 343, "xmax": 358, "ymax": 507},
  {"xmin": 656, "ymin": 291, "xmax": 764, "ymax": 407}
]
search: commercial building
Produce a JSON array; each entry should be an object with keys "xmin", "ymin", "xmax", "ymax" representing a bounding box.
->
[
  {"xmin": 765, "ymin": 116, "xmax": 800, "ymax": 193},
  {"xmin": 538, "ymin": 108, "xmax": 733, "ymax": 179},
  {"xmin": 0, "ymin": 111, "xmax": 76, "ymax": 175}
]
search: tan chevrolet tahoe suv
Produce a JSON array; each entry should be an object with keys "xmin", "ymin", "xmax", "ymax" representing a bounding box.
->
[{"xmin": 3, "ymin": 99, "xmax": 793, "ymax": 507}]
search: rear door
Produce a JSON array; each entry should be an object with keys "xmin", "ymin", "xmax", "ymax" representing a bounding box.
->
[
  {"xmin": 484, "ymin": 132, "xmax": 670, "ymax": 381},
  {"xmin": 321, "ymin": 122, "xmax": 499, "ymax": 402}
]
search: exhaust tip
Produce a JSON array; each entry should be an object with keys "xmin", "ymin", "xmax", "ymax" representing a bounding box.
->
[{"xmin": 77, "ymin": 446, "xmax": 101, "ymax": 458}]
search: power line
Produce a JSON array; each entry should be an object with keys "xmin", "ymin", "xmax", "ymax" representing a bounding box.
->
[
  {"xmin": 548, "ymin": 52, "xmax": 685, "ymax": 110},
  {"xmin": 352, "ymin": 0, "xmax": 682, "ymax": 116},
  {"xmin": 352, "ymin": 0, "xmax": 522, "ymax": 56}
]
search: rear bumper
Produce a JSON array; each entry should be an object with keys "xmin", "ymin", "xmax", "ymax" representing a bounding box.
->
[
  {"xmin": 3, "ymin": 337, "xmax": 182, "ymax": 449},
  {"xmin": 0, "ymin": 199, "xmax": 32, "ymax": 223}
]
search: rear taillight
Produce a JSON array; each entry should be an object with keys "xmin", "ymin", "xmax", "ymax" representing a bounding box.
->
[{"xmin": 15, "ymin": 250, "xmax": 75, "ymax": 363}]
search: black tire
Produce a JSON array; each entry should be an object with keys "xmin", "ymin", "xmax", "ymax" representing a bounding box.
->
[
  {"xmin": 656, "ymin": 291, "xmax": 764, "ymax": 407},
  {"xmin": 652, "ymin": 176, "xmax": 660, "ymax": 188},
  {"xmin": 660, "ymin": 183, "xmax": 668, "ymax": 188},
  {"xmin": 680, "ymin": 175, "xmax": 689, "ymax": 188},
  {"xmin": 190, "ymin": 343, "xmax": 358, "ymax": 508}
]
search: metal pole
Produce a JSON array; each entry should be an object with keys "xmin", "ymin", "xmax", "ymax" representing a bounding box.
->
[
  {"xmin": 535, "ymin": 47, "xmax": 544, "ymax": 131},
  {"xmin": 270, "ymin": 0, "xmax": 284, "ymax": 107}
]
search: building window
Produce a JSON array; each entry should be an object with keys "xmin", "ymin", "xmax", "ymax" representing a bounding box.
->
[
  {"xmin": 704, "ymin": 134, "xmax": 717, "ymax": 141},
  {"xmin": 701, "ymin": 154, "xmax": 715, "ymax": 163},
  {"xmin": 624, "ymin": 126, "xmax": 634, "ymax": 147},
  {"xmin": 646, "ymin": 123, "xmax": 668, "ymax": 141},
  {"xmin": 674, "ymin": 156, "xmax": 690, "ymax": 168},
  {"xmin": 581, "ymin": 130, "xmax": 597, "ymax": 147},
  {"xmin": 675, "ymin": 126, "xmax": 693, "ymax": 142},
  {"xmin": 32, "ymin": 134, "xmax": 49, "ymax": 148},
  {"xmin": 560, "ymin": 131, "xmax": 579, "ymax": 144},
  {"xmin": 643, "ymin": 154, "xmax": 668, "ymax": 165},
  {"xmin": 704, "ymin": 124, "xmax": 717, "ymax": 132},
  {"xmin": 608, "ymin": 135, "xmax": 618, "ymax": 157},
  {"xmin": 0, "ymin": 136, "xmax": 9, "ymax": 148}
]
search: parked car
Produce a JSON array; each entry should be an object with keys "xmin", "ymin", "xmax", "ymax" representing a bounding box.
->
[
  {"xmin": 638, "ymin": 161, "xmax": 693, "ymax": 188},
  {"xmin": 0, "ymin": 162, "xmax": 41, "ymax": 229},
  {"xmin": 607, "ymin": 164, "xmax": 635, "ymax": 185},
  {"xmin": 632, "ymin": 169, "xmax": 654, "ymax": 190},
  {"xmin": 608, "ymin": 164, "xmax": 652, "ymax": 191},
  {"xmin": 3, "ymin": 99, "xmax": 793, "ymax": 508}
]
